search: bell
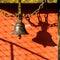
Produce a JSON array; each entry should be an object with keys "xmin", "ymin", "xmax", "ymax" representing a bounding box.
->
[
  {"xmin": 12, "ymin": 20, "xmax": 28, "ymax": 35},
  {"xmin": 12, "ymin": 0, "xmax": 28, "ymax": 38}
]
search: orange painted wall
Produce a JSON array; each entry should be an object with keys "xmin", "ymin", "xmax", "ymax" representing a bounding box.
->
[{"xmin": 0, "ymin": 9, "xmax": 58, "ymax": 60}]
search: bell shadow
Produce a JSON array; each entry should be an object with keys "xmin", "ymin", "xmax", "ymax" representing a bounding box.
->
[
  {"xmin": 26, "ymin": 13, "xmax": 57, "ymax": 47},
  {"xmin": 32, "ymin": 30, "xmax": 57, "ymax": 47}
]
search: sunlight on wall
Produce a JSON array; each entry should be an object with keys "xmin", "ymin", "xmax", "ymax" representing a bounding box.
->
[
  {"xmin": 0, "ymin": 0, "xmax": 57, "ymax": 3},
  {"xmin": 47, "ymin": 0, "xmax": 57, "ymax": 3}
]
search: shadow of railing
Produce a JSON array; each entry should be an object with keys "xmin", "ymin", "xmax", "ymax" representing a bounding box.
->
[
  {"xmin": 10, "ymin": 43, "xmax": 14, "ymax": 60},
  {"xmin": 0, "ymin": 38, "xmax": 48, "ymax": 60}
]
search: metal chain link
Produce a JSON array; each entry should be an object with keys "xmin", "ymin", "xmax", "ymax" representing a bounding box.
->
[
  {"xmin": 0, "ymin": 0, "xmax": 44, "ymax": 18},
  {"xmin": 23, "ymin": 1, "xmax": 44, "ymax": 18},
  {"xmin": 31, "ymin": 1, "xmax": 44, "ymax": 16}
]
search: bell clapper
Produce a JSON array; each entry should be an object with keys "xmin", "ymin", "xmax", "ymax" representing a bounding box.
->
[{"xmin": 18, "ymin": 35, "xmax": 21, "ymax": 39}]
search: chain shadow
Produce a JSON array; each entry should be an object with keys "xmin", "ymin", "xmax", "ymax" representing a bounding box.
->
[
  {"xmin": 0, "ymin": 38, "xmax": 48, "ymax": 60},
  {"xmin": 26, "ymin": 13, "xmax": 57, "ymax": 47}
]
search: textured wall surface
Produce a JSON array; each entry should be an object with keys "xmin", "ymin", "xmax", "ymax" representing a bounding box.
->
[{"xmin": 0, "ymin": 9, "xmax": 58, "ymax": 60}]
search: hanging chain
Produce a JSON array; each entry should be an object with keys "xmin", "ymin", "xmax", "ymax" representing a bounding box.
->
[
  {"xmin": 18, "ymin": 0, "xmax": 22, "ymax": 20},
  {"xmin": 0, "ymin": 0, "xmax": 45, "ymax": 18},
  {"xmin": 30, "ymin": 1, "xmax": 44, "ymax": 16},
  {"xmin": 23, "ymin": 0, "xmax": 45, "ymax": 18}
]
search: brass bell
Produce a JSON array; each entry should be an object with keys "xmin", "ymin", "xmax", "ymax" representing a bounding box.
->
[
  {"xmin": 12, "ymin": 20, "xmax": 28, "ymax": 35},
  {"xmin": 12, "ymin": 0, "xmax": 28, "ymax": 39}
]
